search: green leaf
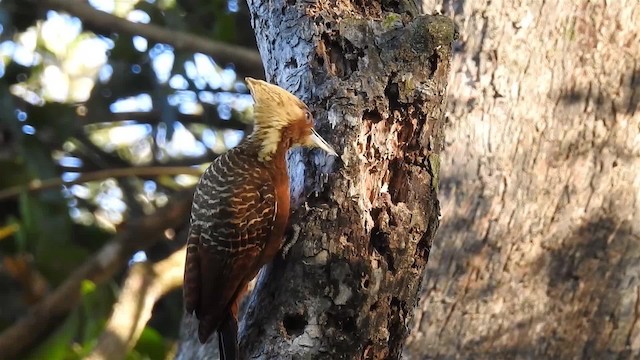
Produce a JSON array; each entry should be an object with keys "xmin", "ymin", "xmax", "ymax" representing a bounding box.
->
[
  {"xmin": 130, "ymin": 326, "xmax": 167, "ymax": 360},
  {"xmin": 214, "ymin": 12, "xmax": 236, "ymax": 44},
  {"xmin": 23, "ymin": 281, "xmax": 116, "ymax": 360},
  {"xmin": 81, "ymin": 280, "xmax": 96, "ymax": 295},
  {"xmin": 78, "ymin": 282, "xmax": 115, "ymax": 355},
  {"xmin": 24, "ymin": 308, "xmax": 81, "ymax": 360}
]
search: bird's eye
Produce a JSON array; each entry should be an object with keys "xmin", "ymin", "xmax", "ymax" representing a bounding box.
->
[{"xmin": 305, "ymin": 111, "xmax": 313, "ymax": 125}]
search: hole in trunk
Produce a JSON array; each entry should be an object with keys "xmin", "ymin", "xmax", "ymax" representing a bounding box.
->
[{"xmin": 283, "ymin": 313, "xmax": 307, "ymax": 337}]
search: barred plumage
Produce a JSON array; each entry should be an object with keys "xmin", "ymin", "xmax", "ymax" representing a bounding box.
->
[
  {"xmin": 184, "ymin": 141, "xmax": 277, "ymax": 342},
  {"xmin": 183, "ymin": 78, "xmax": 337, "ymax": 360}
]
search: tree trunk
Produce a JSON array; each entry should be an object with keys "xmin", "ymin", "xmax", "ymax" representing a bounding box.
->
[
  {"xmin": 406, "ymin": 0, "xmax": 640, "ymax": 359},
  {"xmin": 240, "ymin": 3, "xmax": 452, "ymax": 359},
  {"xmin": 176, "ymin": 1, "xmax": 455, "ymax": 359}
]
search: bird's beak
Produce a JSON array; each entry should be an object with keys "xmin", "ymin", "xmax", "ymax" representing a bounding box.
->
[{"xmin": 308, "ymin": 129, "xmax": 338, "ymax": 156}]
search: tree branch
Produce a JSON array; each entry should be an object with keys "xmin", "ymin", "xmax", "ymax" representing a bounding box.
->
[
  {"xmin": 43, "ymin": 0, "xmax": 265, "ymax": 79},
  {"xmin": 105, "ymin": 111, "xmax": 250, "ymax": 131},
  {"xmin": 57, "ymin": 153, "xmax": 216, "ymax": 172},
  {"xmin": 87, "ymin": 246, "xmax": 186, "ymax": 360},
  {"xmin": 0, "ymin": 166, "xmax": 202, "ymax": 201},
  {"xmin": 0, "ymin": 190, "xmax": 193, "ymax": 359}
]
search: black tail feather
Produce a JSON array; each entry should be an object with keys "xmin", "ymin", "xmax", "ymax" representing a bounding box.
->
[{"xmin": 218, "ymin": 316, "xmax": 238, "ymax": 360}]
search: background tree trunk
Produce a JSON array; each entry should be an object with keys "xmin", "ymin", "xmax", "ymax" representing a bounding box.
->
[
  {"xmin": 406, "ymin": 0, "xmax": 640, "ymax": 359},
  {"xmin": 176, "ymin": 1, "xmax": 455, "ymax": 359}
]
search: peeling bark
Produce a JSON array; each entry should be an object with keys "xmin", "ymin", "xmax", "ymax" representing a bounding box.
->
[
  {"xmin": 406, "ymin": 1, "xmax": 640, "ymax": 359},
  {"xmin": 176, "ymin": 1, "xmax": 454, "ymax": 359}
]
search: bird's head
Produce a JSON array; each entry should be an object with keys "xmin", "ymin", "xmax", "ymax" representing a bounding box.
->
[{"xmin": 245, "ymin": 77, "xmax": 337, "ymax": 162}]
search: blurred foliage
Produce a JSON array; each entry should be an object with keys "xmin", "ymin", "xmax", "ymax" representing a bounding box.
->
[
  {"xmin": 25, "ymin": 281, "xmax": 115, "ymax": 360},
  {"xmin": 0, "ymin": 0, "xmax": 257, "ymax": 358}
]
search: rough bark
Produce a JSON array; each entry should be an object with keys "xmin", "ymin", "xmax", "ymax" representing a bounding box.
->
[
  {"xmin": 406, "ymin": 1, "xmax": 640, "ymax": 359},
  {"xmin": 175, "ymin": 1, "xmax": 454, "ymax": 359},
  {"xmin": 242, "ymin": 3, "xmax": 453, "ymax": 359}
]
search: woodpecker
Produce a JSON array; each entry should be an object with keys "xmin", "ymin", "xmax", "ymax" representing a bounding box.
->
[{"xmin": 183, "ymin": 78, "xmax": 337, "ymax": 360}]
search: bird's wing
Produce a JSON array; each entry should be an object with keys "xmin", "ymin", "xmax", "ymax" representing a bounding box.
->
[
  {"xmin": 183, "ymin": 159, "xmax": 276, "ymax": 343},
  {"xmin": 183, "ymin": 226, "xmax": 201, "ymax": 315}
]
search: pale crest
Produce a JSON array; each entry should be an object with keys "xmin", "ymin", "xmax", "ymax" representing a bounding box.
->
[{"xmin": 245, "ymin": 78, "xmax": 307, "ymax": 161}]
